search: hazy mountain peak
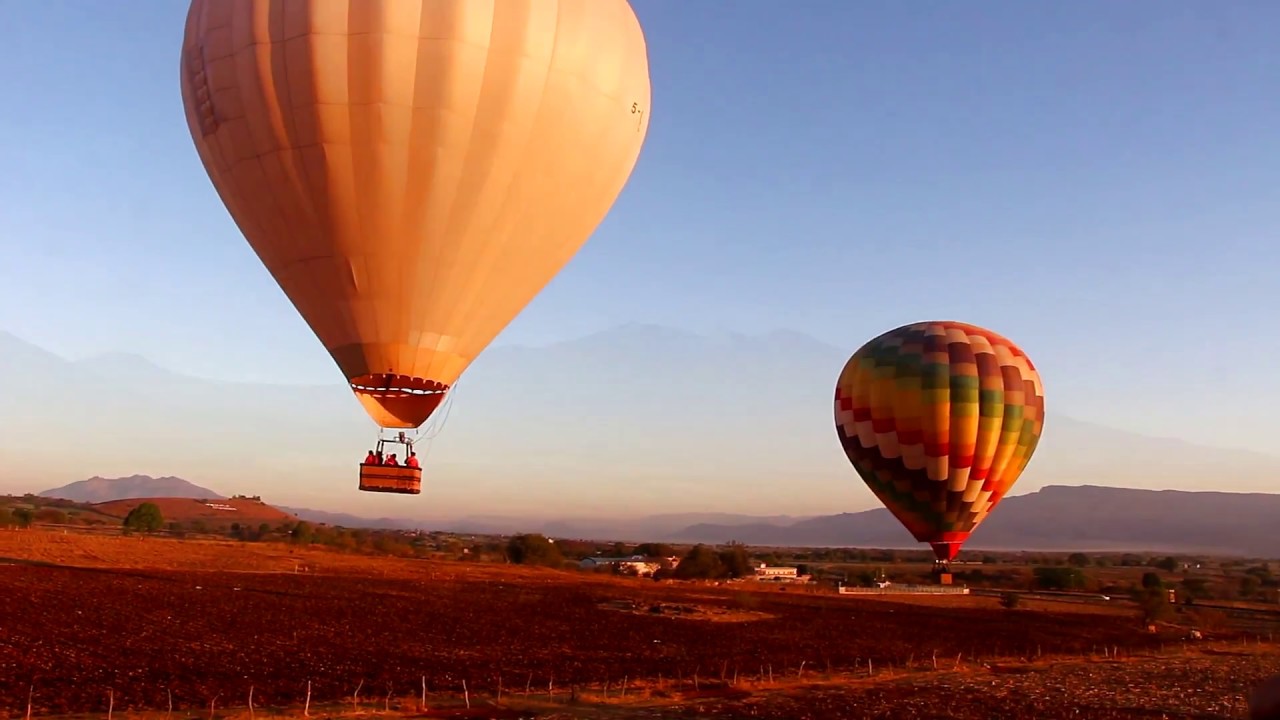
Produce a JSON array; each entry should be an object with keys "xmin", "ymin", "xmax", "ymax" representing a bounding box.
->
[
  {"xmin": 75, "ymin": 352, "xmax": 177, "ymax": 378},
  {"xmin": 555, "ymin": 322, "xmax": 708, "ymax": 349},
  {"xmin": 0, "ymin": 331, "xmax": 68, "ymax": 369},
  {"xmin": 39, "ymin": 475, "xmax": 224, "ymax": 503}
]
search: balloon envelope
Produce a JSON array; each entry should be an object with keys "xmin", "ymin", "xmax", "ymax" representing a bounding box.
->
[
  {"xmin": 179, "ymin": 0, "xmax": 652, "ymax": 428},
  {"xmin": 833, "ymin": 321, "xmax": 1045, "ymax": 562}
]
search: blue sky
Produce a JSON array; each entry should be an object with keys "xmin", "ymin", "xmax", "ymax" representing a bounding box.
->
[{"xmin": 1, "ymin": 0, "xmax": 1279, "ymax": 455}]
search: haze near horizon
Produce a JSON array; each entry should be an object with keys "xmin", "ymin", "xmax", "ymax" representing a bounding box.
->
[
  {"xmin": 3, "ymin": 325, "xmax": 1278, "ymax": 522},
  {"xmin": 1, "ymin": 2, "xmax": 1278, "ymax": 519}
]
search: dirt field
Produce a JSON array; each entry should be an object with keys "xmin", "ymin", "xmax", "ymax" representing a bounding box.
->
[
  {"xmin": 0, "ymin": 529, "xmax": 406, "ymax": 574},
  {"xmin": 620, "ymin": 647, "xmax": 1280, "ymax": 719},
  {"xmin": 1, "ymin": 530, "xmax": 1275, "ymax": 719},
  {"xmin": 90, "ymin": 497, "xmax": 296, "ymax": 525}
]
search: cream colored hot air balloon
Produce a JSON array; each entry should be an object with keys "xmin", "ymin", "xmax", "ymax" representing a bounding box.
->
[{"xmin": 179, "ymin": 0, "xmax": 652, "ymax": 494}]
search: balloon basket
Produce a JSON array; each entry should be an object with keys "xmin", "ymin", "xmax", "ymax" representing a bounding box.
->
[
  {"xmin": 358, "ymin": 464, "xmax": 422, "ymax": 494},
  {"xmin": 358, "ymin": 432, "xmax": 423, "ymax": 494}
]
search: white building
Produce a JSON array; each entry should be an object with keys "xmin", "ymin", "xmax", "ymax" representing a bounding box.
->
[
  {"xmin": 753, "ymin": 563, "xmax": 802, "ymax": 582},
  {"xmin": 579, "ymin": 555, "xmax": 677, "ymax": 577}
]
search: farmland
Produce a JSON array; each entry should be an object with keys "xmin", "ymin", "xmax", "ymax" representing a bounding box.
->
[
  {"xmin": 1, "ymin": 531, "xmax": 1278, "ymax": 719},
  {"xmin": 0, "ymin": 494, "xmax": 297, "ymax": 534},
  {"xmin": 91, "ymin": 496, "xmax": 296, "ymax": 526}
]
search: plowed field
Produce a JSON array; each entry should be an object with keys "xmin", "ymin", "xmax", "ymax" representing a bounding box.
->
[{"xmin": 2, "ymin": 531, "xmax": 1262, "ymax": 718}]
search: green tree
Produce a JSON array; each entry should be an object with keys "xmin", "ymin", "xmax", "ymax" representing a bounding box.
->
[
  {"xmin": 1141, "ymin": 572, "xmax": 1164, "ymax": 590},
  {"xmin": 632, "ymin": 543, "xmax": 673, "ymax": 558},
  {"xmin": 1240, "ymin": 575, "xmax": 1262, "ymax": 598},
  {"xmin": 1000, "ymin": 592, "xmax": 1022, "ymax": 609},
  {"xmin": 673, "ymin": 544, "xmax": 727, "ymax": 580},
  {"xmin": 506, "ymin": 534, "xmax": 564, "ymax": 567},
  {"xmin": 1180, "ymin": 577, "xmax": 1212, "ymax": 601},
  {"xmin": 290, "ymin": 521, "xmax": 315, "ymax": 544},
  {"xmin": 372, "ymin": 533, "xmax": 409, "ymax": 556},
  {"xmin": 1067, "ymin": 553, "xmax": 1091, "ymax": 568},
  {"xmin": 11, "ymin": 508, "xmax": 34, "ymax": 528},
  {"xmin": 0, "ymin": 507, "xmax": 13, "ymax": 528},
  {"xmin": 1032, "ymin": 566, "xmax": 1086, "ymax": 590},
  {"xmin": 123, "ymin": 502, "xmax": 164, "ymax": 533},
  {"xmin": 717, "ymin": 542, "xmax": 754, "ymax": 579},
  {"xmin": 1154, "ymin": 556, "xmax": 1179, "ymax": 572},
  {"xmin": 1136, "ymin": 586, "xmax": 1173, "ymax": 624}
]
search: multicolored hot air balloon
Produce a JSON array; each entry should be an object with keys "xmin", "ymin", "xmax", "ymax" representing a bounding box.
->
[
  {"xmin": 833, "ymin": 321, "xmax": 1045, "ymax": 572},
  {"xmin": 179, "ymin": 0, "xmax": 652, "ymax": 494}
]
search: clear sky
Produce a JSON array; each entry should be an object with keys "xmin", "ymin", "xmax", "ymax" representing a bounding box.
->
[{"xmin": 2, "ymin": 1, "xmax": 1279, "ymax": 456}]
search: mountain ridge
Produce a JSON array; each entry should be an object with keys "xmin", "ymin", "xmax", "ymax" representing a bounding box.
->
[
  {"xmin": 4, "ymin": 325, "xmax": 1278, "ymax": 521},
  {"xmin": 672, "ymin": 484, "xmax": 1280, "ymax": 557},
  {"xmin": 38, "ymin": 475, "xmax": 223, "ymax": 503},
  {"xmin": 30, "ymin": 475, "xmax": 1280, "ymax": 557}
]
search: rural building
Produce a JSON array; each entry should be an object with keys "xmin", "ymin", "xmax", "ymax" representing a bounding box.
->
[
  {"xmin": 753, "ymin": 564, "xmax": 805, "ymax": 582},
  {"xmin": 579, "ymin": 555, "xmax": 677, "ymax": 577},
  {"xmin": 838, "ymin": 584, "xmax": 971, "ymax": 596}
]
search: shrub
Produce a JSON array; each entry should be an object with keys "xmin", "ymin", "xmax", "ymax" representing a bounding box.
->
[
  {"xmin": 123, "ymin": 502, "xmax": 164, "ymax": 533},
  {"xmin": 506, "ymin": 534, "xmax": 563, "ymax": 567}
]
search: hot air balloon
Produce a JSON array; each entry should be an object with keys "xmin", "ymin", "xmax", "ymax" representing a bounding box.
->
[
  {"xmin": 833, "ymin": 321, "xmax": 1045, "ymax": 578},
  {"xmin": 179, "ymin": 0, "xmax": 652, "ymax": 494}
]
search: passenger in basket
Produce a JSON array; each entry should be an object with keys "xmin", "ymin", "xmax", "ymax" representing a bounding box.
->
[
  {"xmin": 363, "ymin": 450, "xmax": 378, "ymax": 465},
  {"xmin": 405, "ymin": 452, "xmax": 420, "ymax": 469},
  {"xmin": 383, "ymin": 453, "xmax": 399, "ymax": 466}
]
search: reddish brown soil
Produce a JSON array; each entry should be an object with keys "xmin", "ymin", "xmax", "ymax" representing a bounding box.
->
[
  {"xmin": 0, "ymin": 532, "xmax": 1171, "ymax": 717},
  {"xmin": 636, "ymin": 649, "xmax": 1280, "ymax": 719}
]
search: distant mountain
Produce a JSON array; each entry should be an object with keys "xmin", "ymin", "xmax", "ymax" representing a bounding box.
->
[
  {"xmin": 506, "ymin": 513, "xmax": 808, "ymax": 541},
  {"xmin": 4, "ymin": 325, "xmax": 1279, "ymax": 524},
  {"xmin": 274, "ymin": 507, "xmax": 810, "ymax": 539},
  {"xmin": 32, "ymin": 476, "xmax": 807, "ymax": 537},
  {"xmin": 30, "ymin": 474, "xmax": 1280, "ymax": 556},
  {"xmin": 39, "ymin": 475, "xmax": 223, "ymax": 503},
  {"xmin": 278, "ymin": 506, "xmax": 419, "ymax": 531},
  {"xmin": 668, "ymin": 484, "xmax": 1280, "ymax": 558}
]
